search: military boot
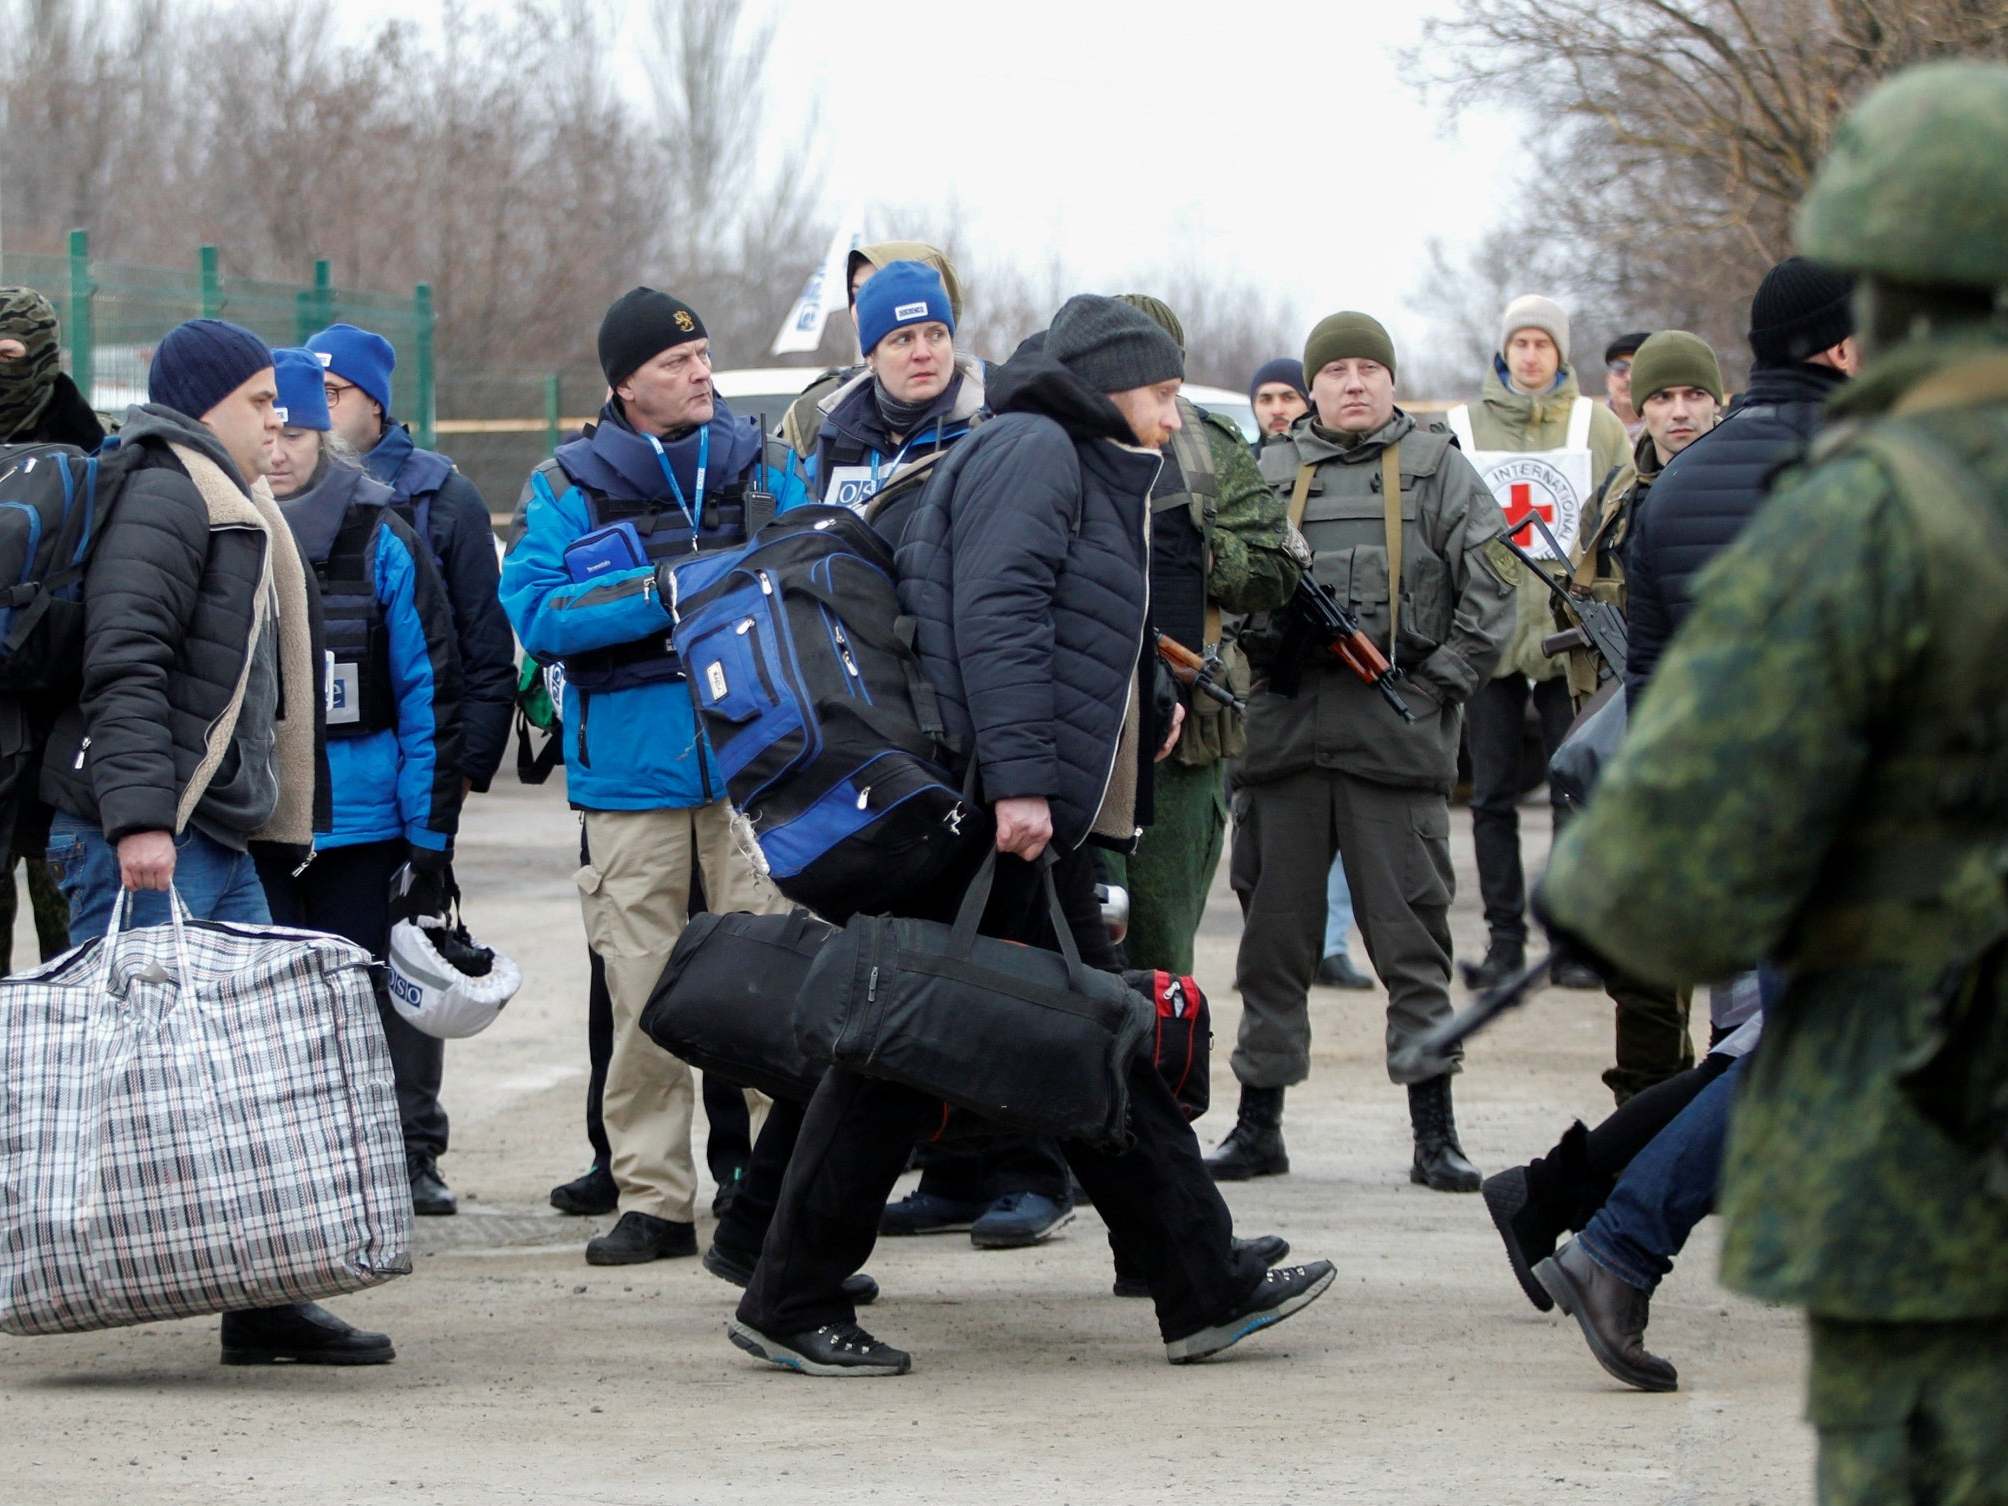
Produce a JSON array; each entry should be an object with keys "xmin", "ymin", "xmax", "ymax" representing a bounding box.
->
[
  {"xmin": 1461, "ymin": 935, "xmax": 1525, "ymax": 990},
  {"xmin": 1408, "ymin": 1075, "xmax": 1481, "ymax": 1192},
  {"xmin": 1204, "ymin": 1085, "xmax": 1289, "ymax": 1181}
]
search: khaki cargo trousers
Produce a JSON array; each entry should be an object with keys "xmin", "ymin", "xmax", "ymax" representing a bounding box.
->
[{"xmin": 579, "ymin": 802, "xmax": 786, "ymax": 1224}]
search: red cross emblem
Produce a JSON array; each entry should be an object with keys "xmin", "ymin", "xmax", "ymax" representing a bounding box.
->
[{"xmin": 1505, "ymin": 482, "xmax": 1554, "ymax": 547}]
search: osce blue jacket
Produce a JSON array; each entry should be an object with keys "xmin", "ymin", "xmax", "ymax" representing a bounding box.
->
[
  {"xmin": 499, "ymin": 399, "xmax": 804, "ymax": 810},
  {"xmin": 277, "ymin": 461, "xmax": 463, "ymax": 853},
  {"xmin": 365, "ymin": 424, "xmax": 518, "ymax": 794}
]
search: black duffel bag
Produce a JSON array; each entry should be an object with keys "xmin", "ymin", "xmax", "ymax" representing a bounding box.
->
[
  {"xmin": 640, "ymin": 908, "xmax": 836, "ymax": 1103},
  {"xmin": 794, "ymin": 850, "xmax": 1153, "ymax": 1147}
]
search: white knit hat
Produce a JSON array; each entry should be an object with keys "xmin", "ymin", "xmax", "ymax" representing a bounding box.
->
[{"xmin": 1500, "ymin": 294, "xmax": 1571, "ymax": 360}]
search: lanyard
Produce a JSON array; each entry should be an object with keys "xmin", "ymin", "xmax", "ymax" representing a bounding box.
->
[
  {"xmin": 867, "ymin": 418, "xmax": 949, "ymax": 492},
  {"xmin": 645, "ymin": 425, "xmax": 708, "ymax": 548}
]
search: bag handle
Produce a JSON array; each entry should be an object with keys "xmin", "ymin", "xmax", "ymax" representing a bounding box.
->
[
  {"xmin": 947, "ymin": 847, "xmax": 1087, "ymax": 976},
  {"xmin": 94, "ymin": 882, "xmax": 196, "ymax": 1008}
]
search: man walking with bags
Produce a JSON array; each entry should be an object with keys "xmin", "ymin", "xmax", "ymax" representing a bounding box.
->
[
  {"xmin": 39, "ymin": 318, "xmax": 393, "ymax": 1365},
  {"xmin": 729, "ymin": 296, "xmax": 1334, "ymax": 1377}
]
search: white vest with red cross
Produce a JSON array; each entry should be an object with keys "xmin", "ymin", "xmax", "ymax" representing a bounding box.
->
[{"xmin": 1444, "ymin": 397, "xmax": 1596, "ymax": 560}]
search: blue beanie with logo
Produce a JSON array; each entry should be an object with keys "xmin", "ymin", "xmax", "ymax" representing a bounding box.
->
[
  {"xmin": 148, "ymin": 319, "xmax": 273, "ymax": 422},
  {"xmin": 305, "ymin": 322, "xmax": 396, "ymax": 416},
  {"xmin": 855, "ymin": 261, "xmax": 955, "ymax": 357},
  {"xmin": 272, "ymin": 347, "xmax": 332, "ymax": 431}
]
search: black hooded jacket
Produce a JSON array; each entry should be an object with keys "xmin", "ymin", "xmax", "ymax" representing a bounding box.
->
[
  {"xmin": 1624, "ymin": 361, "xmax": 1848, "ymax": 700},
  {"xmin": 893, "ymin": 338, "xmax": 1165, "ymax": 850}
]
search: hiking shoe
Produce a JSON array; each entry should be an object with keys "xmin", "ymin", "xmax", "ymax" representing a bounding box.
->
[
  {"xmin": 1114, "ymin": 1233, "xmax": 1292, "ymax": 1299},
  {"xmin": 549, "ymin": 1162, "xmax": 618, "ymax": 1216},
  {"xmin": 1164, "ymin": 1261, "xmax": 1336, "ymax": 1365},
  {"xmin": 408, "ymin": 1150, "xmax": 457, "ymax": 1217},
  {"xmin": 1314, "ymin": 952, "xmax": 1375, "ymax": 990},
  {"xmin": 970, "ymin": 1192, "xmax": 1074, "ymax": 1250},
  {"xmin": 879, "ymin": 1190, "xmax": 992, "ymax": 1236},
  {"xmin": 220, "ymin": 1302, "xmax": 394, "ymax": 1366},
  {"xmin": 703, "ymin": 1243, "xmax": 880, "ymax": 1306},
  {"xmin": 727, "ymin": 1317, "xmax": 911, "ymax": 1377},
  {"xmin": 585, "ymin": 1211, "xmax": 697, "ymax": 1266}
]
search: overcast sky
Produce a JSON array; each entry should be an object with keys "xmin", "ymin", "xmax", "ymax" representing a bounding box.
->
[{"xmin": 342, "ymin": 0, "xmax": 1523, "ymax": 354}]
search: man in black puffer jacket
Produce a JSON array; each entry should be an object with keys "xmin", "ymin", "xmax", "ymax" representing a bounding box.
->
[
  {"xmin": 730, "ymin": 297, "xmax": 1336, "ymax": 1379},
  {"xmin": 1625, "ymin": 258, "xmax": 1858, "ymax": 701}
]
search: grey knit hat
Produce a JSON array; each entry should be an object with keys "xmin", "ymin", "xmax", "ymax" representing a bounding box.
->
[
  {"xmin": 1500, "ymin": 293, "xmax": 1570, "ymax": 359},
  {"xmin": 1047, "ymin": 295, "xmax": 1184, "ymax": 393}
]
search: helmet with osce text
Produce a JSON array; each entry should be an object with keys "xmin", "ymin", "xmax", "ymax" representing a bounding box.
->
[{"xmin": 387, "ymin": 909, "xmax": 522, "ymax": 1040}]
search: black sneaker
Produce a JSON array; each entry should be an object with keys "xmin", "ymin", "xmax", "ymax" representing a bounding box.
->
[
  {"xmin": 1114, "ymin": 1233, "xmax": 1291, "ymax": 1299},
  {"xmin": 408, "ymin": 1150, "xmax": 457, "ymax": 1216},
  {"xmin": 702, "ymin": 1243, "xmax": 880, "ymax": 1306},
  {"xmin": 585, "ymin": 1211, "xmax": 697, "ymax": 1265},
  {"xmin": 549, "ymin": 1163, "xmax": 618, "ymax": 1216},
  {"xmin": 1164, "ymin": 1261, "xmax": 1336, "ymax": 1364},
  {"xmin": 727, "ymin": 1317, "xmax": 911, "ymax": 1377}
]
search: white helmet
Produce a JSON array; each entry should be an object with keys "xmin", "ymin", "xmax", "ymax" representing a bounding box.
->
[{"xmin": 386, "ymin": 914, "xmax": 522, "ymax": 1040}]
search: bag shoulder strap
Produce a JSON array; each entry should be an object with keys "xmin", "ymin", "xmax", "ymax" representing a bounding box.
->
[
  {"xmin": 1286, "ymin": 461, "xmax": 1316, "ymax": 530},
  {"xmin": 1566, "ymin": 396, "xmax": 1595, "ymax": 450},
  {"xmin": 1381, "ymin": 442, "xmax": 1402, "ymax": 661}
]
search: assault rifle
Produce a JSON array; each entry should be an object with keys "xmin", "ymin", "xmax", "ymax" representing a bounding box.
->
[
  {"xmin": 1502, "ymin": 511, "xmax": 1630, "ymax": 677},
  {"xmin": 1154, "ymin": 632, "xmax": 1246, "ymax": 714},
  {"xmin": 1270, "ymin": 575, "xmax": 1416, "ymax": 723},
  {"xmin": 1389, "ymin": 952, "xmax": 1555, "ymax": 1079}
]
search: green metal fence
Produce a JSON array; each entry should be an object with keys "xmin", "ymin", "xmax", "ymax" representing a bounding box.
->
[{"xmin": 0, "ymin": 231, "xmax": 436, "ymax": 445}]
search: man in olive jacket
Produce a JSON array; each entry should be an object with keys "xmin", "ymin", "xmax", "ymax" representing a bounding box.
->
[{"xmin": 1212, "ymin": 312, "xmax": 1515, "ymax": 1193}]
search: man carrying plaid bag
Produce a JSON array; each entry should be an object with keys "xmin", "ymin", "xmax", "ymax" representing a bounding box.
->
[{"xmin": 37, "ymin": 319, "xmax": 395, "ymax": 1366}]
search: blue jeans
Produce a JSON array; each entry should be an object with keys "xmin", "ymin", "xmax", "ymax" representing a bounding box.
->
[
  {"xmin": 45, "ymin": 814, "xmax": 271, "ymax": 946},
  {"xmin": 1577, "ymin": 1055, "xmax": 1746, "ymax": 1292},
  {"xmin": 1322, "ymin": 852, "xmax": 1356, "ymax": 960}
]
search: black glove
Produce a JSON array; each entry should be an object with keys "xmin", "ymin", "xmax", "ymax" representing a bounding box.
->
[{"xmin": 390, "ymin": 851, "xmax": 454, "ymax": 925}]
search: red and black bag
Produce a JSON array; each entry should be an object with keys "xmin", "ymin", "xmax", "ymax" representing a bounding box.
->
[{"xmin": 1123, "ymin": 969, "xmax": 1211, "ymax": 1122}]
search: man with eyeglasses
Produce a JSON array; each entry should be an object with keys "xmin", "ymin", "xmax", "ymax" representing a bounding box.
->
[
  {"xmin": 1603, "ymin": 333, "xmax": 1650, "ymax": 441},
  {"xmin": 302, "ymin": 323, "xmax": 514, "ymax": 1219},
  {"xmin": 500, "ymin": 289, "xmax": 805, "ymax": 1267}
]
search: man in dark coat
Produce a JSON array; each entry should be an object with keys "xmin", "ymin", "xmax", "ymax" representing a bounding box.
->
[
  {"xmin": 0, "ymin": 286, "xmax": 100, "ymax": 966},
  {"xmin": 729, "ymin": 296, "xmax": 1335, "ymax": 1378},
  {"xmin": 1624, "ymin": 257, "xmax": 1858, "ymax": 699}
]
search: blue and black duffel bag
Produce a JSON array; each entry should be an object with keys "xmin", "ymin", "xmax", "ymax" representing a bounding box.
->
[{"xmin": 665, "ymin": 504, "xmax": 986, "ymax": 922}]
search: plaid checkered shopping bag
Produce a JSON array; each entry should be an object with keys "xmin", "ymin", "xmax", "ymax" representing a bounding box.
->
[{"xmin": 0, "ymin": 889, "xmax": 412, "ymax": 1335}]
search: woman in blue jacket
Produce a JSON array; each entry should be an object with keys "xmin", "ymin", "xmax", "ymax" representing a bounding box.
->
[{"xmin": 255, "ymin": 347, "xmax": 467, "ymax": 1217}]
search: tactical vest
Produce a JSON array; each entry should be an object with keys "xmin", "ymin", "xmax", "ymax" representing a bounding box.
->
[
  {"xmin": 1150, "ymin": 404, "xmax": 1220, "ymax": 654},
  {"xmin": 315, "ymin": 506, "xmax": 396, "ymax": 737},
  {"xmin": 540, "ymin": 456, "xmax": 765, "ymax": 693},
  {"xmin": 1785, "ymin": 357, "xmax": 2008, "ymax": 976}
]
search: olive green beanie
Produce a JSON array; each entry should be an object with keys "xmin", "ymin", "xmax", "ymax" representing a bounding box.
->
[
  {"xmin": 1303, "ymin": 312, "xmax": 1397, "ymax": 386},
  {"xmin": 1115, "ymin": 293, "xmax": 1185, "ymax": 353},
  {"xmin": 1629, "ymin": 330, "xmax": 1724, "ymax": 406}
]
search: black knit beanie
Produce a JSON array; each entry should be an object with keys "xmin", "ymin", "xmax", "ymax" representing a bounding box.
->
[
  {"xmin": 599, "ymin": 287, "xmax": 707, "ymax": 386},
  {"xmin": 1748, "ymin": 257, "xmax": 1856, "ymax": 365},
  {"xmin": 1047, "ymin": 295, "xmax": 1184, "ymax": 393}
]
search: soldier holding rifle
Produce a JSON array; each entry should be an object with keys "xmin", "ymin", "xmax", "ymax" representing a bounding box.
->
[{"xmin": 1212, "ymin": 311, "xmax": 1516, "ymax": 1191}]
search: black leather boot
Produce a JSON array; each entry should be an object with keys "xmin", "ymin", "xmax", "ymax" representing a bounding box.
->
[
  {"xmin": 1203, "ymin": 1085, "xmax": 1289, "ymax": 1181},
  {"xmin": 1460, "ymin": 935, "xmax": 1525, "ymax": 990},
  {"xmin": 1534, "ymin": 1240, "xmax": 1678, "ymax": 1392},
  {"xmin": 1407, "ymin": 1075, "xmax": 1481, "ymax": 1191},
  {"xmin": 1481, "ymin": 1120, "xmax": 1599, "ymax": 1310}
]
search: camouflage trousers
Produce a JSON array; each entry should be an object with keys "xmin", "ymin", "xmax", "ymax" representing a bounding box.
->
[
  {"xmin": 1810, "ymin": 1315, "xmax": 2008, "ymax": 1505},
  {"xmin": 1101, "ymin": 759, "xmax": 1225, "ymax": 977},
  {"xmin": 1603, "ymin": 968, "xmax": 1695, "ymax": 1106}
]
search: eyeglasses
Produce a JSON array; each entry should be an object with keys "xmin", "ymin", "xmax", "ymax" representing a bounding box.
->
[
  {"xmin": 1606, "ymin": 359, "xmax": 1633, "ymax": 375},
  {"xmin": 324, "ymin": 380, "xmax": 358, "ymax": 405}
]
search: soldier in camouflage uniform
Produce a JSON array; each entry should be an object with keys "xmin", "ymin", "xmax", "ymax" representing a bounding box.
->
[
  {"xmin": 1539, "ymin": 61, "xmax": 2008, "ymax": 1503},
  {"xmin": 1098, "ymin": 295, "xmax": 1302, "ymax": 976},
  {"xmin": 1212, "ymin": 312, "xmax": 1516, "ymax": 1192}
]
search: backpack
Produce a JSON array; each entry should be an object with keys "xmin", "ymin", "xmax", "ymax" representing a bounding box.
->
[
  {"xmin": 0, "ymin": 439, "xmax": 127, "ymax": 694},
  {"xmin": 665, "ymin": 503, "xmax": 986, "ymax": 922}
]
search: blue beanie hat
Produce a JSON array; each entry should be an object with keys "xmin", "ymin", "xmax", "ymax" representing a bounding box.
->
[
  {"xmin": 147, "ymin": 319, "xmax": 273, "ymax": 422},
  {"xmin": 272, "ymin": 347, "xmax": 332, "ymax": 430},
  {"xmin": 1248, "ymin": 355, "xmax": 1309, "ymax": 406},
  {"xmin": 305, "ymin": 322, "xmax": 396, "ymax": 416},
  {"xmin": 854, "ymin": 261, "xmax": 955, "ymax": 357}
]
